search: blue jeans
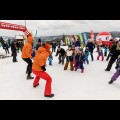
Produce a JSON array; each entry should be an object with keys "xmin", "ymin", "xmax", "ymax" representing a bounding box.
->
[
  {"xmin": 85, "ymin": 56, "xmax": 89, "ymax": 64},
  {"xmin": 49, "ymin": 61, "xmax": 52, "ymax": 65}
]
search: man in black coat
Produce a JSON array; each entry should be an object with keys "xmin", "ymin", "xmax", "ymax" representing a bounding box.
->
[
  {"xmin": 52, "ymin": 42, "xmax": 56, "ymax": 52},
  {"xmin": 3, "ymin": 41, "xmax": 9, "ymax": 54},
  {"xmin": 55, "ymin": 47, "xmax": 66, "ymax": 65},
  {"xmin": 86, "ymin": 40, "xmax": 95, "ymax": 61},
  {"xmin": 105, "ymin": 39, "xmax": 120, "ymax": 71},
  {"xmin": 36, "ymin": 39, "xmax": 41, "ymax": 50},
  {"xmin": 16, "ymin": 41, "xmax": 20, "ymax": 53},
  {"xmin": 11, "ymin": 41, "xmax": 17, "ymax": 62},
  {"xmin": 75, "ymin": 39, "xmax": 81, "ymax": 47}
]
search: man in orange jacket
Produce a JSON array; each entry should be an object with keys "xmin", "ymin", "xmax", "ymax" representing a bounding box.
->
[
  {"xmin": 32, "ymin": 43, "xmax": 54, "ymax": 98},
  {"xmin": 22, "ymin": 35, "xmax": 34, "ymax": 80}
]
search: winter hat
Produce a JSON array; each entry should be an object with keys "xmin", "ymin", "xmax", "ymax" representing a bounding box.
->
[
  {"xmin": 42, "ymin": 43, "xmax": 46, "ymax": 46},
  {"xmin": 116, "ymin": 42, "xmax": 120, "ymax": 50},
  {"xmin": 99, "ymin": 47, "xmax": 102, "ymax": 50},
  {"xmin": 38, "ymin": 39, "xmax": 41, "ymax": 43},
  {"xmin": 44, "ymin": 43, "xmax": 51, "ymax": 54},
  {"xmin": 79, "ymin": 48, "xmax": 83, "ymax": 51},
  {"xmin": 118, "ymin": 55, "xmax": 120, "ymax": 58},
  {"xmin": 68, "ymin": 45, "xmax": 72, "ymax": 48},
  {"xmin": 88, "ymin": 39, "xmax": 92, "ymax": 42}
]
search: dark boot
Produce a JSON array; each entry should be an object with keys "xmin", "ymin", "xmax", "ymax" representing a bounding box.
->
[
  {"xmin": 108, "ymin": 80, "xmax": 114, "ymax": 84},
  {"xmin": 81, "ymin": 69, "xmax": 84, "ymax": 73},
  {"xmin": 74, "ymin": 68, "xmax": 77, "ymax": 71},
  {"xmin": 33, "ymin": 83, "xmax": 39, "ymax": 88},
  {"xmin": 44, "ymin": 94, "xmax": 54, "ymax": 98},
  {"xmin": 105, "ymin": 69, "xmax": 110, "ymax": 71},
  {"xmin": 70, "ymin": 62, "xmax": 74, "ymax": 71},
  {"xmin": 27, "ymin": 76, "xmax": 34, "ymax": 80},
  {"xmin": 64, "ymin": 62, "xmax": 68, "ymax": 70}
]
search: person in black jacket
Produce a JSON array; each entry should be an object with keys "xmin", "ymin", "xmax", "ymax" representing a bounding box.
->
[
  {"xmin": 3, "ymin": 41, "xmax": 9, "ymax": 54},
  {"xmin": 86, "ymin": 40, "xmax": 95, "ymax": 61},
  {"xmin": 16, "ymin": 41, "xmax": 20, "ymax": 53},
  {"xmin": 55, "ymin": 47, "xmax": 66, "ymax": 65},
  {"xmin": 11, "ymin": 41, "xmax": 17, "ymax": 62},
  {"xmin": 52, "ymin": 42, "xmax": 56, "ymax": 52},
  {"xmin": 75, "ymin": 39, "xmax": 81, "ymax": 47},
  {"xmin": 36, "ymin": 39, "xmax": 41, "ymax": 50},
  {"xmin": 20, "ymin": 41, "xmax": 24, "ymax": 52},
  {"xmin": 105, "ymin": 40, "xmax": 120, "ymax": 71}
]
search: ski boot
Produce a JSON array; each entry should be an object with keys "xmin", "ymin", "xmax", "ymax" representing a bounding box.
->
[{"xmin": 44, "ymin": 94, "xmax": 54, "ymax": 98}]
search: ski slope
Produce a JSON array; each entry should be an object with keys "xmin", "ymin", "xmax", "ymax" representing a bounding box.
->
[{"xmin": 0, "ymin": 46, "xmax": 120, "ymax": 100}]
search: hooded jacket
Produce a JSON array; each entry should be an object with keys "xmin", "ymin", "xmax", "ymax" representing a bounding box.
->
[
  {"xmin": 22, "ymin": 36, "xmax": 34, "ymax": 58},
  {"xmin": 32, "ymin": 44, "xmax": 51, "ymax": 71}
]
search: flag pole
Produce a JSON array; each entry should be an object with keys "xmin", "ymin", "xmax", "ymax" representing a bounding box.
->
[{"xmin": 24, "ymin": 20, "xmax": 26, "ymax": 27}]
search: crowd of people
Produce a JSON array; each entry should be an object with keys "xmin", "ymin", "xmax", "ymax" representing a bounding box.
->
[{"xmin": 1, "ymin": 36, "xmax": 120, "ymax": 98}]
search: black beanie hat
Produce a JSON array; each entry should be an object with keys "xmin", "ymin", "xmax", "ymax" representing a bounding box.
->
[{"xmin": 38, "ymin": 39, "xmax": 41, "ymax": 42}]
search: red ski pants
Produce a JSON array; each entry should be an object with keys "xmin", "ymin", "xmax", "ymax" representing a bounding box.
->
[{"xmin": 32, "ymin": 69, "xmax": 52, "ymax": 95}]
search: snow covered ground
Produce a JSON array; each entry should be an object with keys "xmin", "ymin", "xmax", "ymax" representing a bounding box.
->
[{"xmin": 0, "ymin": 46, "xmax": 120, "ymax": 100}]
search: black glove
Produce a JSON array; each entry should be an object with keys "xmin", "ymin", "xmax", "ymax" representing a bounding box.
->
[
  {"xmin": 41, "ymin": 65, "xmax": 46, "ymax": 71},
  {"xmin": 109, "ymin": 53, "xmax": 113, "ymax": 56}
]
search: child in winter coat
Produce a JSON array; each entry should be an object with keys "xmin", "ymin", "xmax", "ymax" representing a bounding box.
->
[
  {"xmin": 84, "ymin": 47, "xmax": 89, "ymax": 64},
  {"xmin": 74, "ymin": 48, "xmax": 85, "ymax": 73},
  {"xmin": 64, "ymin": 45, "xmax": 75, "ymax": 71},
  {"xmin": 75, "ymin": 46, "xmax": 80, "ymax": 54},
  {"xmin": 48, "ymin": 52, "xmax": 53, "ymax": 66},
  {"xmin": 108, "ymin": 55, "xmax": 120, "ymax": 84},
  {"xmin": 104, "ymin": 45, "xmax": 108, "ymax": 57},
  {"xmin": 97, "ymin": 47, "xmax": 104, "ymax": 61}
]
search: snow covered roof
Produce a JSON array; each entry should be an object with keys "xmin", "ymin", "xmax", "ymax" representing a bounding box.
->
[{"xmin": 15, "ymin": 35, "xmax": 24, "ymax": 39}]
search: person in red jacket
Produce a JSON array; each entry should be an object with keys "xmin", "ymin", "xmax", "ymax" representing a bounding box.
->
[{"xmin": 32, "ymin": 43, "xmax": 54, "ymax": 98}]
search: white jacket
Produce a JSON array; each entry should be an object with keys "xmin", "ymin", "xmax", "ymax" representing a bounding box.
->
[{"xmin": 66, "ymin": 50, "xmax": 73, "ymax": 56}]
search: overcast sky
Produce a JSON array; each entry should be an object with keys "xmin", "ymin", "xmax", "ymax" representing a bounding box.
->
[{"xmin": 0, "ymin": 20, "xmax": 120, "ymax": 37}]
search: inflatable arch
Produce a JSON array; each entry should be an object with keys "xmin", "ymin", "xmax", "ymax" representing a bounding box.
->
[{"xmin": 0, "ymin": 21, "xmax": 32, "ymax": 38}]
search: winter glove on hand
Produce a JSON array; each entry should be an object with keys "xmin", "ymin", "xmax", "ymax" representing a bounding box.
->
[
  {"xmin": 109, "ymin": 53, "xmax": 113, "ymax": 56},
  {"xmin": 41, "ymin": 65, "xmax": 46, "ymax": 71}
]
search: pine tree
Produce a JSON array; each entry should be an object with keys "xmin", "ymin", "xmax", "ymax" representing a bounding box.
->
[{"xmin": 0, "ymin": 37, "xmax": 4, "ymax": 45}]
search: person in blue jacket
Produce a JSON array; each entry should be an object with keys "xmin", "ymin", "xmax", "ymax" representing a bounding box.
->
[
  {"xmin": 48, "ymin": 52, "xmax": 53, "ymax": 66},
  {"xmin": 84, "ymin": 47, "xmax": 89, "ymax": 64},
  {"xmin": 104, "ymin": 45, "xmax": 108, "ymax": 57}
]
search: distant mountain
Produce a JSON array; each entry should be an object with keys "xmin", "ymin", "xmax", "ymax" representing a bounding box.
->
[
  {"xmin": 1, "ymin": 31, "xmax": 120, "ymax": 43},
  {"xmin": 110, "ymin": 31, "xmax": 120, "ymax": 38}
]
